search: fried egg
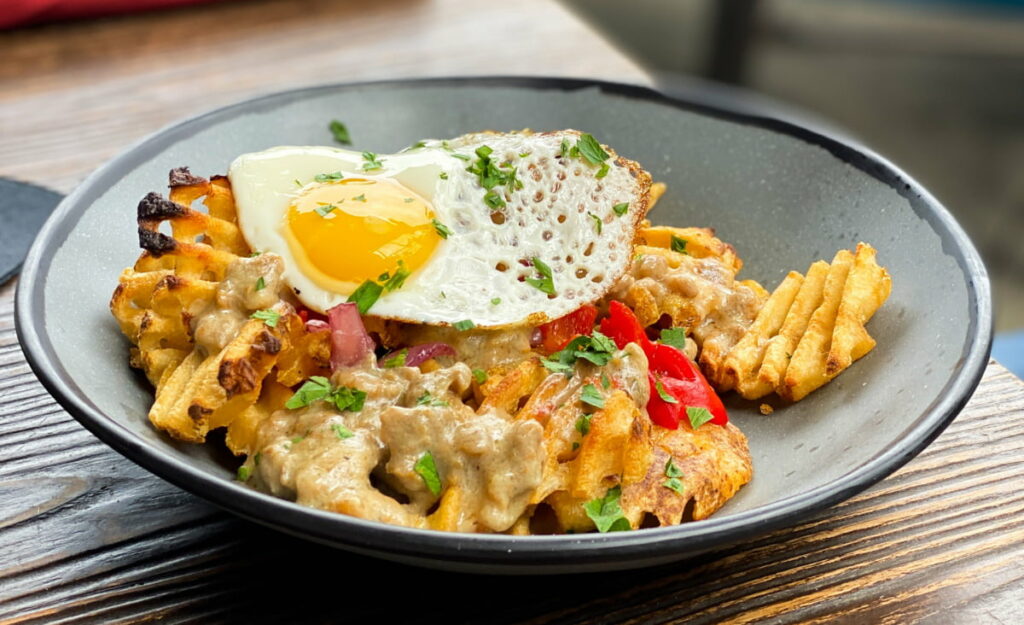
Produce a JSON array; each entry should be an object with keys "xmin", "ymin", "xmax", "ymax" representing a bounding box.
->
[{"xmin": 228, "ymin": 130, "xmax": 652, "ymax": 327}]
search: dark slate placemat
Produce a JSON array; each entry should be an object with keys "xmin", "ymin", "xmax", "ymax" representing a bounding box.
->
[{"xmin": 0, "ymin": 178, "xmax": 63, "ymax": 285}]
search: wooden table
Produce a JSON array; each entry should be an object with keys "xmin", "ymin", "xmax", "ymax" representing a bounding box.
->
[{"xmin": 3, "ymin": 1, "xmax": 1023, "ymax": 622}]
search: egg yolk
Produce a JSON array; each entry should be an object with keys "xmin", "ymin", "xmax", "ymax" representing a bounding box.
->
[{"xmin": 284, "ymin": 178, "xmax": 439, "ymax": 295}]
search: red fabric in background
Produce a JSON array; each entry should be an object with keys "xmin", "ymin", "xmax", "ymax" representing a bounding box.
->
[{"xmin": 1, "ymin": 0, "xmax": 227, "ymax": 29}]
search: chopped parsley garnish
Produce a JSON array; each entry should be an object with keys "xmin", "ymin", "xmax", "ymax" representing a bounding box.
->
[
  {"xmin": 596, "ymin": 161, "xmax": 610, "ymax": 179},
  {"xmin": 659, "ymin": 327, "xmax": 688, "ymax": 350},
  {"xmin": 439, "ymin": 172, "xmax": 449, "ymax": 180},
  {"xmin": 250, "ymin": 309, "xmax": 280, "ymax": 327},
  {"xmin": 361, "ymin": 151, "xmax": 384, "ymax": 171},
  {"xmin": 601, "ymin": 373, "xmax": 611, "ymax": 389},
  {"xmin": 408, "ymin": 140, "xmax": 427, "ymax": 150},
  {"xmin": 347, "ymin": 280, "xmax": 384, "ymax": 314},
  {"xmin": 453, "ymin": 319, "xmax": 475, "ymax": 332},
  {"xmin": 665, "ymin": 457, "xmax": 684, "ymax": 478},
  {"xmin": 236, "ymin": 465, "xmax": 251, "ymax": 482},
  {"xmin": 404, "ymin": 197, "xmax": 414, "ymax": 203},
  {"xmin": 582, "ymin": 486, "xmax": 631, "ymax": 533},
  {"xmin": 328, "ymin": 119, "xmax": 351, "ymax": 145},
  {"xmin": 490, "ymin": 297, "xmax": 501, "ymax": 305},
  {"xmin": 314, "ymin": 171, "xmax": 344, "ymax": 183},
  {"xmin": 472, "ymin": 368, "xmax": 488, "ymax": 384},
  {"xmin": 315, "ymin": 203, "xmax": 338, "ymax": 217},
  {"xmin": 291, "ymin": 436, "xmax": 304, "ymax": 445},
  {"xmin": 575, "ymin": 133, "xmax": 610, "ymax": 165},
  {"xmin": 382, "ymin": 349, "xmax": 408, "ymax": 368},
  {"xmin": 249, "ymin": 251, "xmax": 262, "ymax": 257},
  {"xmin": 580, "ymin": 383, "xmax": 605, "ymax": 409},
  {"xmin": 518, "ymin": 151, "xmax": 531, "ymax": 158},
  {"xmin": 613, "ymin": 202, "xmax": 629, "ymax": 217},
  {"xmin": 559, "ymin": 138, "xmax": 574, "ymax": 159},
  {"xmin": 414, "ymin": 451, "xmax": 442, "ymax": 496},
  {"xmin": 255, "ymin": 276, "xmax": 266, "ymax": 291},
  {"xmin": 432, "ymin": 219, "xmax": 452, "ymax": 239},
  {"xmin": 663, "ymin": 458, "xmax": 684, "ymax": 493},
  {"xmin": 285, "ymin": 376, "xmax": 367, "ymax": 413},
  {"xmin": 382, "ymin": 261, "xmax": 410, "ymax": 291},
  {"xmin": 664, "ymin": 477, "xmax": 684, "ymax": 494},
  {"xmin": 572, "ymin": 442, "xmax": 580, "ymax": 451},
  {"xmin": 654, "ymin": 377, "xmax": 678, "ymax": 403},
  {"xmin": 525, "ymin": 257, "xmax": 555, "ymax": 296},
  {"xmin": 332, "ymin": 423, "xmax": 355, "ymax": 439},
  {"xmin": 588, "ymin": 212, "xmax": 603, "ymax": 234},
  {"xmin": 352, "ymin": 194, "xmax": 367, "ymax": 202},
  {"xmin": 541, "ymin": 330, "xmax": 616, "ymax": 376},
  {"xmin": 294, "ymin": 179, "xmax": 302, "ymax": 187},
  {"xmin": 671, "ymin": 235, "xmax": 688, "ymax": 254},
  {"xmin": 575, "ymin": 413, "xmax": 593, "ymax": 436},
  {"xmin": 483, "ymin": 190, "xmax": 505, "ymax": 209},
  {"xmin": 686, "ymin": 406, "xmax": 714, "ymax": 429},
  {"xmin": 467, "ymin": 144, "xmax": 521, "ymax": 208},
  {"xmin": 450, "ymin": 152, "xmax": 471, "ymax": 161},
  {"xmin": 417, "ymin": 392, "xmax": 448, "ymax": 407}
]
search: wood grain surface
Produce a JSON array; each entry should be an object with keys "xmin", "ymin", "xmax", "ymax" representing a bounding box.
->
[{"xmin": 1, "ymin": 1, "xmax": 1021, "ymax": 623}]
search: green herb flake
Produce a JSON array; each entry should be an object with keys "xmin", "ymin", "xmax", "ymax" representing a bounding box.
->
[
  {"xmin": 330, "ymin": 386, "xmax": 367, "ymax": 413},
  {"xmin": 664, "ymin": 477, "xmax": 685, "ymax": 494},
  {"xmin": 665, "ymin": 457, "xmax": 684, "ymax": 478},
  {"xmin": 414, "ymin": 451, "xmax": 442, "ymax": 496},
  {"xmin": 596, "ymin": 161, "xmax": 610, "ymax": 179},
  {"xmin": 315, "ymin": 203, "xmax": 338, "ymax": 217},
  {"xmin": 671, "ymin": 235, "xmax": 688, "ymax": 254},
  {"xmin": 655, "ymin": 377, "xmax": 678, "ymax": 404},
  {"xmin": 686, "ymin": 406, "xmax": 714, "ymax": 429},
  {"xmin": 613, "ymin": 202, "xmax": 629, "ymax": 217},
  {"xmin": 453, "ymin": 319, "xmax": 475, "ymax": 332},
  {"xmin": 294, "ymin": 179, "xmax": 303, "ymax": 187},
  {"xmin": 237, "ymin": 465, "xmax": 251, "ymax": 482},
  {"xmin": 352, "ymin": 194, "xmax": 367, "ymax": 202},
  {"xmin": 582, "ymin": 486, "xmax": 631, "ymax": 533},
  {"xmin": 328, "ymin": 119, "xmax": 351, "ymax": 145},
  {"xmin": 383, "ymin": 348, "xmax": 408, "ymax": 368},
  {"xmin": 451, "ymin": 152, "xmax": 471, "ymax": 161},
  {"xmin": 404, "ymin": 197, "xmax": 415, "ymax": 203},
  {"xmin": 314, "ymin": 171, "xmax": 344, "ymax": 183},
  {"xmin": 347, "ymin": 280, "xmax": 383, "ymax": 314},
  {"xmin": 408, "ymin": 140, "xmax": 427, "ymax": 150},
  {"xmin": 432, "ymin": 219, "xmax": 452, "ymax": 239},
  {"xmin": 291, "ymin": 436, "xmax": 304, "ymax": 445},
  {"xmin": 575, "ymin": 413, "xmax": 593, "ymax": 436},
  {"xmin": 249, "ymin": 251, "xmax": 262, "ymax": 257},
  {"xmin": 361, "ymin": 151, "xmax": 384, "ymax": 171},
  {"xmin": 580, "ymin": 383, "xmax": 605, "ymax": 409},
  {"xmin": 518, "ymin": 151, "xmax": 532, "ymax": 158},
  {"xmin": 472, "ymin": 368, "xmax": 488, "ymax": 384},
  {"xmin": 588, "ymin": 212, "xmax": 603, "ymax": 235},
  {"xmin": 253, "ymin": 452, "xmax": 261, "ymax": 466},
  {"xmin": 250, "ymin": 309, "xmax": 280, "ymax": 327},
  {"xmin": 417, "ymin": 392, "xmax": 448, "ymax": 407},
  {"xmin": 659, "ymin": 327, "xmax": 688, "ymax": 350},
  {"xmin": 525, "ymin": 257, "xmax": 556, "ymax": 296},
  {"xmin": 440, "ymin": 172, "xmax": 448, "ymax": 180},
  {"xmin": 575, "ymin": 133, "xmax": 610, "ymax": 165},
  {"xmin": 255, "ymin": 276, "xmax": 266, "ymax": 292},
  {"xmin": 332, "ymin": 423, "xmax": 355, "ymax": 439},
  {"xmin": 601, "ymin": 373, "xmax": 611, "ymax": 389},
  {"xmin": 490, "ymin": 297, "xmax": 501, "ymax": 305},
  {"xmin": 483, "ymin": 190, "xmax": 506, "ymax": 209},
  {"xmin": 383, "ymin": 261, "xmax": 410, "ymax": 292},
  {"xmin": 542, "ymin": 332, "xmax": 617, "ymax": 377},
  {"xmin": 285, "ymin": 376, "xmax": 333, "ymax": 409},
  {"xmin": 572, "ymin": 442, "xmax": 580, "ymax": 451}
]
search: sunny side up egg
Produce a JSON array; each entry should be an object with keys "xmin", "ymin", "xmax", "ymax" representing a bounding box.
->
[{"xmin": 227, "ymin": 130, "xmax": 653, "ymax": 327}]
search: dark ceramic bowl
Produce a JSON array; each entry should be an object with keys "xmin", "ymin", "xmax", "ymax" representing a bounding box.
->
[{"xmin": 16, "ymin": 77, "xmax": 991, "ymax": 574}]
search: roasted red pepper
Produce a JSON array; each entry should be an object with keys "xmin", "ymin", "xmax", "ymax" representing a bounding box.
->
[
  {"xmin": 600, "ymin": 301, "xmax": 727, "ymax": 428},
  {"xmin": 537, "ymin": 304, "xmax": 598, "ymax": 355}
]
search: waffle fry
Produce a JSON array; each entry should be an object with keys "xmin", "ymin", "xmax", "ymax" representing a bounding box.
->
[
  {"xmin": 718, "ymin": 243, "xmax": 891, "ymax": 402},
  {"xmin": 110, "ymin": 169, "xmax": 309, "ymax": 453}
]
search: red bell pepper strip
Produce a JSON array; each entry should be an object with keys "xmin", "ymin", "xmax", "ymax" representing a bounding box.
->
[
  {"xmin": 537, "ymin": 304, "xmax": 598, "ymax": 355},
  {"xmin": 600, "ymin": 301, "xmax": 728, "ymax": 428}
]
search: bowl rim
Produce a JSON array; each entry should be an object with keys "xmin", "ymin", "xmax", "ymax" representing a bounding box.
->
[{"xmin": 15, "ymin": 75, "xmax": 993, "ymax": 569}]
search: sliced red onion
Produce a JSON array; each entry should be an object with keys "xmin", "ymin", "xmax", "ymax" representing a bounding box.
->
[
  {"xmin": 327, "ymin": 302, "xmax": 375, "ymax": 370},
  {"xmin": 379, "ymin": 342, "xmax": 456, "ymax": 368},
  {"xmin": 306, "ymin": 319, "xmax": 330, "ymax": 332}
]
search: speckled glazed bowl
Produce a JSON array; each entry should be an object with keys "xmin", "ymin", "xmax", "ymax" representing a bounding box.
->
[{"xmin": 16, "ymin": 77, "xmax": 991, "ymax": 574}]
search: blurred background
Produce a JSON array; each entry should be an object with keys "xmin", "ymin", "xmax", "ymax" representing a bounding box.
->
[{"xmin": 1, "ymin": 0, "xmax": 1021, "ymax": 370}]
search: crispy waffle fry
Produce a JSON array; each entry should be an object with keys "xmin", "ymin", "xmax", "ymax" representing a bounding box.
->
[
  {"xmin": 110, "ymin": 168, "xmax": 310, "ymax": 452},
  {"xmin": 718, "ymin": 243, "xmax": 891, "ymax": 402}
]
